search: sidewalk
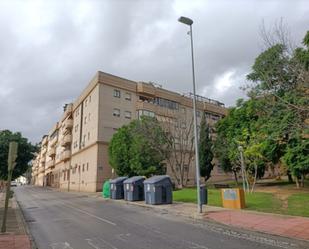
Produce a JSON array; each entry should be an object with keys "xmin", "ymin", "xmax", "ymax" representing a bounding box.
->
[
  {"xmin": 101, "ymin": 197, "xmax": 309, "ymax": 242},
  {"xmin": 0, "ymin": 192, "xmax": 31, "ymax": 249}
]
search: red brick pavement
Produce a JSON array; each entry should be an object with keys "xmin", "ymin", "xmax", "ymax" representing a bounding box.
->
[
  {"xmin": 0, "ymin": 235, "xmax": 31, "ymax": 249},
  {"xmin": 204, "ymin": 210, "xmax": 309, "ymax": 241}
]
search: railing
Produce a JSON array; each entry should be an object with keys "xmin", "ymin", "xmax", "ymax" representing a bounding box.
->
[
  {"xmin": 61, "ymin": 150, "xmax": 71, "ymax": 161},
  {"xmin": 61, "ymin": 134, "xmax": 72, "ymax": 147}
]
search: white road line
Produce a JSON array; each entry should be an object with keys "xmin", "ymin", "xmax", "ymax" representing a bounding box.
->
[{"xmin": 62, "ymin": 203, "xmax": 116, "ymax": 226}]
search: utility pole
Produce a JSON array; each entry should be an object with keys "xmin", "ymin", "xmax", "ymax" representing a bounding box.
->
[{"xmin": 1, "ymin": 142, "xmax": 18, "ymax": 233}]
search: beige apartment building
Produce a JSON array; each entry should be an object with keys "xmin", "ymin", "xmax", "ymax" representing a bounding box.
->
[{"xmin": 31, "ymin": 71, "xmax": 229, "ymax": 192}]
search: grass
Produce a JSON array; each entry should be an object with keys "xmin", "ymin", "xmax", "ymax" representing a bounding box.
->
[
  {"xmin": 173, "ymin": 187, "xmax": 309, "ymax": 217},
  {"xmin": 286, "ymin": 193, "xmax": 309, "ymax": 217}
]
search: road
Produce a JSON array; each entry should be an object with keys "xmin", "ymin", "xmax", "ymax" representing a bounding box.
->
[{"xmin": 14, "ymin": 186, "xmax": 307, "ymax": 249}]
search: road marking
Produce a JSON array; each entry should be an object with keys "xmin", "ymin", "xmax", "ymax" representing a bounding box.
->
[
  {"xmin": 62, "ymin": 203, "xmax": 116, "ymax": 226},
  {"xmin": 116, "ymin": 233, "xmax": 131, "ymax": 242},
  {"xmin": 187, "ymin": 241, "xmax": 209, "ymax": 249},
  {"xmin": 50, "ymin": 242, "xmax": 74, "ymax": 249},
  {"xmin": 86, "ymin": 239, "xmax": 101, "ymax": 249},
  {"xmin": 86, "ymin": 238, "xmax": 118, "ymax": 249}
]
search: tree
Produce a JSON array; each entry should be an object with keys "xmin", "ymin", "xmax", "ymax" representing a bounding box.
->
[
  {"xmin": 108, "ymin": 117, "xmax": 168, "ymax": 177},
  {"xmin": 246, "ymin": 30, "xmax": 309, "ymax": 187},
  {"xmin": 159, "ymin": 115, "xmax": 195, "ymax": 188},
  {"xmin": 282, "ymin": 135, "xmax": 309, "ymax": 188},
  {"xmin": 214, "ymin": 99, "xmax": 266, "ymax": 190},
  {"xmin": 199, "ymin": 112, "xmax": 214, "ymax": 182},
  {"xmin": 0, "ymin": 130, "xmax": 37, "ymax": 180}
]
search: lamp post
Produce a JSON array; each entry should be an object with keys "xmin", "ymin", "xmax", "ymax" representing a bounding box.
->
[{"xmin": 178, "ymin": 16, "xmax": 202, "ymax": 213}]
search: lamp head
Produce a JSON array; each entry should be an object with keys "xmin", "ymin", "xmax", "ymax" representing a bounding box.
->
[{"xmin": 178, "ymin": 16, "xmax": 193, "ymax": 26}]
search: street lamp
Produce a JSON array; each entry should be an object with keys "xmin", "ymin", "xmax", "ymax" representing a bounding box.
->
[{"xmin": 178, "ymin": 16, "xmax": 202, "ymax": 213}]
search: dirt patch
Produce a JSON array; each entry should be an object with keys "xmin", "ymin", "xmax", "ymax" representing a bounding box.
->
[{"xmin": 254, "ymin": 182, "xmax": 309, "ymax": 210}]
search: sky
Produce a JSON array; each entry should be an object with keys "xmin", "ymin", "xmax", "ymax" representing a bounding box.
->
[{"xmin": 0, "ymin": 0, "xmax": 308, "ymax": 143}]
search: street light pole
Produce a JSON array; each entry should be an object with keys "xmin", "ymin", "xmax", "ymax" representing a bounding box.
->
[{"xmin": 178, "ymin": 16, "xmax": 202, "ymax": 213}]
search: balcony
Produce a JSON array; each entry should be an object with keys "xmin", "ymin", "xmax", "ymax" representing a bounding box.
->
[
  {"xmin": 40, "ymin": 156, "xmax": 46, "ymax": 163},
  {"xmin": 64, "ymin": 118, "xmax": 73, "ymax": 130},
  {"xmin": 46, "ymin": 159, "xmax": 55, "ymax": 169},
  {"xmin": 48, "ymin": 147, "xmax": 56, "ymax": 157},
  {"xmin": 61, "ymin": 134, "xmax": 72, "ymax": 147},
  {"xmin": 42, "ymin": 136, "xmax": 48, "ymax": 146},
  {"xmin": 136, "ymin": 100, "xmax": 156, "ymax": 112},
  {"xmin": 61, "ymin": 150, "xmax": 71, "ymax": 161},
  {"xmin": 39, "ymin": 167, "xmax": 45, "ymax": 174},
  {"xmin": 137, "ymin": 82, "xmax": 156, "ymax": 96},
  {"xmin": 41, "ymin": 147, "xmax": 47, "ymax": 155},
  {"xmin": 49, "ymin": 135, "xmax": 58, "ymax": 146}
]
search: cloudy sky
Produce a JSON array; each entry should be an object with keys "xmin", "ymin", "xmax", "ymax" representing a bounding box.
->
[{"xmin": 0, "ymin": 0, "xmax": 308, "ymax": 143}]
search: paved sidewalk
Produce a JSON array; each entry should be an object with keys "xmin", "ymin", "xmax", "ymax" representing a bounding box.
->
[
  {"xmin": 0, "ymin": 192, "xmax": 31, "ymax": 249},
  {"xmin": 204, "ymin": 208, "xmax": 309, "ymax": 241}
]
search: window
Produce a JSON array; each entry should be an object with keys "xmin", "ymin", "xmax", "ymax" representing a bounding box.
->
[
  {"xmin": 88, "ymin": 132, "xmax": 90, "ymax": 140},
  {"xmin": 85, "ymin": 99, "xmax": 88, "ymax": 107},
  {"xmin": 113, "ymin": 108, "xmax": 120, "ymax": 117},
  {"xmin": 181, "ymin": 107, "xmax": 186, "ymax": 113},
  {"xmin": 154, "ymin": 97, "xmax": 179, "ymax": 110},
  {"xmin": 197, "ymin": 111, "xmax": 201, "ymax": 117},
  {"xmin": 84, "ymin": 116, "xmax": 87, "ymax": 124},
  {"xmin": 88, "ymin": 113, "xmax": 91, "ymax": 121},
  {"xmin": 87, "ymin": 163, "xmax": 89, "ymax": 171},
  {"xmin": 181, "ymin": 122, "xmax": 186, "ymax": 129},
  {"xmin": 113, "ymin": 89, "xmax": 121, "ymax": 98},
  {"xmin": 138, "ymin": 110, "xmax": 155, "ymax": 119},
  {"xmin": 125, "ymin": 93, "xmax": 131, "ymax": 101},
  {"xmin": 89, "ymin": 95, "xmax": 91, "ymax": 103},
  {"xmin": 125, "ymin": 111, "xmax": 132, "ymax": 119},
  {"xmin": 82, "ymin": 164, "xmax": 85, "ymax": 172}
]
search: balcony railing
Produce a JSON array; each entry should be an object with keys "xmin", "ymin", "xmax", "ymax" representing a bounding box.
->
[
  {"xmin": 64, "ymin": 118, "xmax": 73, "ymax": 130},
  {"xmin": 61, "ymin": 150, "xmax": 71, "ymax": 161},
  {"xmin": 40, "ymin": 156, "xmax": 46, "ymax": 163},
  {"xmin": 42, "ymin": 136, "xmax": 48, "ymax": 146},
  {"xmin": 49, "ymin": 136, "xmax": 58, "ymax": 146},
  {"xmin": 48, "ymin": 147, "xmax": 56, "ymax": 157},
  {"xmin": 61, "ymin": 134, "xmax": 72, "ymax": 147},
  {"xmin": 46, "ymin": 159, "xmax": 55, "ymax": 169}
]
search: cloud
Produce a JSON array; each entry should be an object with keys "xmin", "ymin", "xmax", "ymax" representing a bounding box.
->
[{"xmin": 0, "ymin": 0, "xmax": 308, "ymax": 143}]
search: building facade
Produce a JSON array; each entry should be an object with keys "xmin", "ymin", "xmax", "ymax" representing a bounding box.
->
[{"xmin": 31, "ymin": 71, "xmax": 230, "ymax": 192}]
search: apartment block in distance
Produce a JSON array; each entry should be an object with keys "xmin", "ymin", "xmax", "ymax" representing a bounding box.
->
[{"xmin": 31, "ymin": 71, "xmax": 229, "ymax": 192}]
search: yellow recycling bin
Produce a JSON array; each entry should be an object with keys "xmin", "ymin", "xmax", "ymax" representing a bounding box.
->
[{"xmin": 221, "ymin": 188, "xmax": 245, "ymax": 209}]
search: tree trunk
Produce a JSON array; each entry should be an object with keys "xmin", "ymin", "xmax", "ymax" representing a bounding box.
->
[
  {"xmin": 233, "ymin": 170, "xmax": 239, "ymax": 186},
  {"xmin": 295, "ymin": 176, "xmax": 300, "ymax": 188},
  {"xmin": 301, "ymin": 173, "xmax": 305, "ymax": 188},
  {"xmin": 287, "ymin": 171, "xmax": 293, "ymax": 183},
  {"xmin": 251, "ymin": 163, "xmax": 258, "ymax": 193}
]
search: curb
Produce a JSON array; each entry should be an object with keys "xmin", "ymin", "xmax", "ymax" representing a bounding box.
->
[{"xmin": 14, "ymin": 198, "xmax": 38, "ymax": 249}]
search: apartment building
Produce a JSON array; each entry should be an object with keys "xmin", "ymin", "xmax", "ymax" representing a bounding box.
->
[{"xmin": 31, "ymin": 71, "xmax": 229, "ymax": 192}]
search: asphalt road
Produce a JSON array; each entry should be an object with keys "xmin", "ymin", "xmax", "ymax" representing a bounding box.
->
[{"xmin": 14, "ymin": 186, "xmax": 307, "ymax": 249}]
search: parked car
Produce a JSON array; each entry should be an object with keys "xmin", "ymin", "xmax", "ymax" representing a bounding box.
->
[{"xmin": 10, "ymin": 181, "xmax": 17, "ymax": 187}]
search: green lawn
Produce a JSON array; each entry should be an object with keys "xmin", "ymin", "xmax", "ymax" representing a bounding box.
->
[
  {"xmin": 286, "ymin": 193, "xmax": 309, "ymax": 217},
  {"xmin": 173, "ymin": 188, "xmax": 309, "ymax": 217}
]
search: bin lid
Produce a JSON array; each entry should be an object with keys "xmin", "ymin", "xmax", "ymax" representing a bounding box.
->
[
  {"xmin": 123, "ymin": 176, "xmax": 145, "ymax": 184},
  {"xmin": 144, "ymin": 175, "xmax": 172, "ymax": 185},
  {"xmin": 110, "ymin": 176, "xmax": 128, "ymax": 184}
]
